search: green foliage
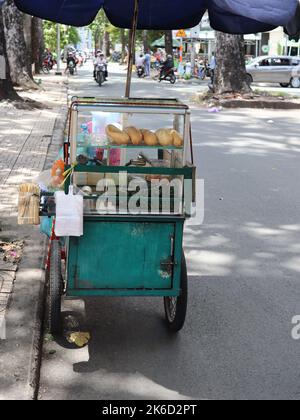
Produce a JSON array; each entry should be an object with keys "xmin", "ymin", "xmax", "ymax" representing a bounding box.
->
[
  {"xmin": 43, "ymin": 21, "xmax": 80, "ymax": 52},
  {"xmin": 88, "ymin": 10, "xmax": 164, "ymax": 52},
  {"xmin": 89, "ymin": 10, "xmax": 109, "ymax": 45}
]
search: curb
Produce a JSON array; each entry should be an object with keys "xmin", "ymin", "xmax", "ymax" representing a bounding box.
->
[
  {"xmin": 193, "ymin": 92, "xmax": 300, "ymax": 110},
  {"xmin": 219, "ymin": 99, "xmax": 300, "ymax": 110},
  {"xmin": 28, "ymin": 237, "xmax": 48, "ymax": 400},
  {"xmin": 28, "ymin": 95, "xmax": 68, "ymax": 400}
]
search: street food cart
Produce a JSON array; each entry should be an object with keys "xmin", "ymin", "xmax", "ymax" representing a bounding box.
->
[
  {"xmin": 40, "ymin": 96, "xmax": 195, "ymax": 333},
  {"xmin": 15, "ymin": 0, "xmax": 300, "ymax": 336}
]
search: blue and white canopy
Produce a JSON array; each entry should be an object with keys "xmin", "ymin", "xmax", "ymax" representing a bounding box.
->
[{"xmin": 12, "ymin": 0, "xmax": 300, "ymax": 36}]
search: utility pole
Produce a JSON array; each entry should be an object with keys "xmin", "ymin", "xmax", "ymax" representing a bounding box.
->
[
  {"xmin": 191, "ymin": 38, "xmax": 196, "ymax": 76},
  {"xmin": 55, "ymin": 23, "xmax": 62, "ymax": 75}
]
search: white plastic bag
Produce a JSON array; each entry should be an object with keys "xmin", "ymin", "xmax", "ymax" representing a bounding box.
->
[{"xmin": 55, "ymin": 186, "xmax": 83, "ymax": 237}]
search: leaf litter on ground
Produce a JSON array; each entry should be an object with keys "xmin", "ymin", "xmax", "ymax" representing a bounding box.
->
[
  {"xmin": 66, "ymin": 332, "xmax": 91, "ymax": 348},
  {"xmin": 0, "ymin": 240, "xmax": 24, "ymax": 264}
]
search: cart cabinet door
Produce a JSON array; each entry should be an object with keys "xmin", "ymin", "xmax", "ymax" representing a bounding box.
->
[{"xmin": 68, "ymin": 221, "xmax": 179, "ymax": 290}]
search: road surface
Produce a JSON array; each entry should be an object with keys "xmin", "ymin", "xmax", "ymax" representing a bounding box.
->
[{"xmin": 39, "ymin": 63, "xmax": 300, "ymax": 400}]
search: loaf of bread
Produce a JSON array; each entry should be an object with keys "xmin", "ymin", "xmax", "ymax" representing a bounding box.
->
[
  {"xmin": 171, "ymin": 129, "xmax": 184, "ymax": 147},
  {"xmin": 125, "ymin": 126, "xmax": 143, "ymax": 145},
  {"xmin": 141, "ymin": 129, "xmax": 158, "ymax": 146},
  {"xmin": 155, "ymin": 128, "xmax": 173, "ymax": 146},
  {"xmin": 106, "ymin": 124, "xmax": 130, "ymax": 145}
]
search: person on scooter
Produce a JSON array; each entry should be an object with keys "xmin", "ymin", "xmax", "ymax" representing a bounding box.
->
[
  {"xmin": 65, "ymin": 52, "xmax": 77, "ymax": 74},
  {"xmin": 93, "ymin": 50, "xmax": 101, "ymax": 78},
  {"xmin": 94, "ymin": 52, "xmax": 108, "ymax": 80},
  {"xmin": 160, "ymin": 54, "xmax": 174, "ymax": 80},
  {"xmin": 136, "ymin": 54, "xmax": 145, "ymax": 77},
  {"xmin": 44, "ymin": 49, "xmax": 53, "ymax": 67}
]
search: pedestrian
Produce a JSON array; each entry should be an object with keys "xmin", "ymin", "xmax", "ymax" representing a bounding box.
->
[
  {"xmin": 210, "ymin": 52, "xmax": 216, "ymax": 84},
  {"xmin": 144, "ymin": 50, "xmax": 151, "ymax": 77}
]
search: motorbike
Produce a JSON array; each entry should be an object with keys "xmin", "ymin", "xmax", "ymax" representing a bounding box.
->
[
  {"xmin": 151, "ymin": 60, "xmax": 163, "ymax": 70},
  {"xmin": 111, "ymin": 51, "xmax": 122, "ymax": 63},
  {"xmin": 197, "ymin": 64, "xmax": 211, "ymax": 80},
  {"xmin": 42, "ymin": 57, "xmax": 56, "ymax": 74},
  {"xmin": 68, "ymin": 61, "xmax": 76, "ymax": 76},
  {"xmin": 159, "ymin": 67, "xmax": 176, "ymax": 84},
  {"xmin": 205, "ymin": 65, "xmax": 212, "ymax": 79},
  {"xmin": 95, "ymin": 63, "xmax": 106, "ymax": 86},
  {"xmin": 136, "ymin": 65, "xmax": 145, "ymax": 78}
]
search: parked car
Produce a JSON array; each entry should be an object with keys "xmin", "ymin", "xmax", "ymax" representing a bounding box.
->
[{"xmin": 246, "ymin": 56, "xmax": 300, "ymax": 88}]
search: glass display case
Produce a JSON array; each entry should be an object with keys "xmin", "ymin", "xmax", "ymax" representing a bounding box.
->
[{"xmin": 64, "ymin": 97, "xmax": 195, "ymax": 216}]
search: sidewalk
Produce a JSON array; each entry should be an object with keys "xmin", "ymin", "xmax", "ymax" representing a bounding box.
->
[{"xmin": 0, "ymin": 74, "xmax": 68, "ymax": 399}]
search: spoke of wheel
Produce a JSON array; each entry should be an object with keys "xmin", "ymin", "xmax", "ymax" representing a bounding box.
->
[{"xmin": 168, "ymin": 297, "xmax": 177, "ymax": 322}]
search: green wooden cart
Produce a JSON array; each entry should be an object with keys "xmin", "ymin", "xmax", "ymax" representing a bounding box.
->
[{"xmin": 42, "ymin": 97, "xmax": 196, "ymax": 334}]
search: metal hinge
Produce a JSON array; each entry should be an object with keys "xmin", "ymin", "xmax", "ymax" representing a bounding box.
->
[{"xmin": 160, "ymin": 258, "xmax": 175, "ymax": 276}]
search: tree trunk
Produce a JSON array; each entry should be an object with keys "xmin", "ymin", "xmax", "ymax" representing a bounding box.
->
[
  {"xmin": 0, "ymin": 7, "xmax": 19, "ymax": 100},
  {"xmin": 94, "ymin": 28, "xmax": 100, "ymax": 51},
  {"xmin": 103, "ymin": 30, "xmax": 110, "ymax": 57},
  {"xmin": 31, "ymin": 17, "xmax": 44, "ymax": 74},
  {"xmin": 23, "ymin": 14, "xmax": 32, "ymax": 66},
  {"xmin": 2, "ymin": 0, "xmax": 37, "ymax": 89},
  {"xmin": 128, "ymin": 29, "xmax": 136, "ymax": 65},
  {"xmin": 214, "ymin": 32, "xmax": 251, "ymax": 95},
  {"xmin": 165, "ymin": 30, "xmax": 173, "ymax": 57},
  {"xmin": 142, "ymin": 30, "xmax": 149, "ymax": 52},
  {"xmin": 121, "ymin": 29, "xmax": 126, "ymax": 62}
]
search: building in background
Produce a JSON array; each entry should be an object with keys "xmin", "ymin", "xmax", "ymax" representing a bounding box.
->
[
  {"xmin": 263, "ymin": 27, "xmax": 300, "ymax": 56},
  {"xmin": 173, "ymin": 13, "xmax": 261, "ymax": 61},
  {"xmin": 173, "ymin": 13, "xmax": 300, "ymax": 62}
]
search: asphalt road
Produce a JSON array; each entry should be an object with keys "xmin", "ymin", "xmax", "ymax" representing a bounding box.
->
[{"xmin": 39, "ymin": 63, "xmax": 300, "ymax": 400}]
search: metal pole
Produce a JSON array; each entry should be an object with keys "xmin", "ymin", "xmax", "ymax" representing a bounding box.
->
[
  {"xmin": 125, "ymin": 0, "xmax": 139, "ymax": 98},
  {"xmin": 56, "ymin": 23, "xmax": 62, "ymax": 75},
  {"xmin": 180, "ymin": 37, "xmax": 183, "ymax": 62},
  {"xmin": 191, "ymin": 39, "xmax": 196, "ymax": 76}
]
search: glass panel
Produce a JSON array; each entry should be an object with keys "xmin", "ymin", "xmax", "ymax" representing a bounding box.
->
[{"xmin": 69, "ymin": 100, "xmax": 188, "ymax": 216}]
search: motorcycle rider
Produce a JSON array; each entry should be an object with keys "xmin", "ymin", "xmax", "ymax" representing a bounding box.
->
[
  {"xmin": 160, "ymin": 54, "xmax": 174, "ymax": 80},
  {"xmin": 136, "ymin": 54, "xmax": 145, "ymax": 76},
  {"xmin": 65, "ymin": 51, "xmax": 77, "ymax": 74},
  {"xmin": 44, "ymin": 49, "xmax": 53, "ymax": 67},
  {"xmin": 93, "ymin": 51, "xmax": 108, "ymax": 80}
]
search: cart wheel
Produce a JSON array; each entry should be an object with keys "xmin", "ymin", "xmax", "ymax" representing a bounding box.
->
[
  {"xmin": 164, "ymin": 252, "xmax": 188, "ymax": 333},
  {"xmin": 49, "ymin": 240, "xmax": 63, "ymax": 334}
]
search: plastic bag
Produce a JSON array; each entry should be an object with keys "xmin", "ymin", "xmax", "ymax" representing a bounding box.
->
[{"xmin": 54, "ymin": 187, "xmax": 83, "ymax": 237}]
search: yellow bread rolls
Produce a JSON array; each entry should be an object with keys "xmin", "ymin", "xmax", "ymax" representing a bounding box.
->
[
  {"xmin": 125, "ymin": 126, "xmax": 143, "ymax": 145},
  {"xmin": 141, "ymin": 129, "xmax": 158, "ymax": 146},
  {"xmin": 155, "ymin": 128, "xmax": 174, "ymax": 146},
  {"xmin": 171, "ymin": 129, "xmax": 184, "ymax": 147},
  {"xmin": 106, "ymin": 124, "xmax": 130, "ymax": 145}
]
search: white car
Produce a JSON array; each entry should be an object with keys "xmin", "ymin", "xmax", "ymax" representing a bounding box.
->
[{"xmin": 246, "ymin": 56, "xmax": 300, "ymax": 88}]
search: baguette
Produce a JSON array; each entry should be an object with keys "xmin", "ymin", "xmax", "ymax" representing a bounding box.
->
[
  {"xmin": 171, "ymin": 129, "xmax": 184, "ymax": 147},
  {"xmin": 125, "ymin": 126, "xmax": 143, "ymax": 145},
  {"xmin": 106, "ymin": 124, "xmax": 130, "ymax": 145},
  {"xmin": 155, "ymin": 128, "xmax": 173, "ymax": 146},
  {"xmin": 141, "ymin": 129, "xmax": 158, "ymax": 146}
]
